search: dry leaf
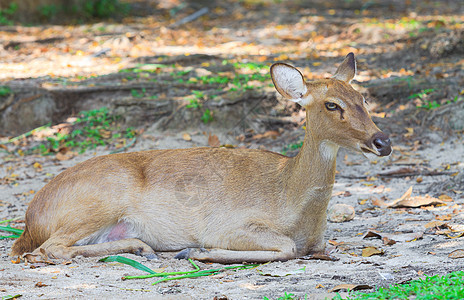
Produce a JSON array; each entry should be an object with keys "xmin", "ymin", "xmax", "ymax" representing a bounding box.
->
[
  {"xmin": 362, "ymin": 246, "xmax": 383, "ymax": 257},
  {"xmin": 363, "ymin": 230, "xmax": 382, "ymax": 239},
  {"xmin": 304, "ymin": 253, "xmax": 339, "ymax": 261},
  {"xmin": 425, "ymin": 220, "xmax": 445, "ymax": 229},
  {"xmin": 99, "ymin": 129, "xmax": 112, "ymax": 139},
  {"xmin": 389, "ymin": 196, "xmax": 444, "ymax": 208},
  {"xmin": 449, "ymin": 249, "xmax": 464, "ymax": 259},
  {"xmin": 329, "ymin": 284, "xmax": 372, "ymax": 292},
  {"xmin": 35, "ymin": 282, "xmax": 48, "ymax": 287},
  {"xmin": 385, "ymin": 187, "xmax": 444, "ymax": 208},
  {"xmin": 363, "ymin": 230, "xmax": 422, "ymax": 244},
  {"xmin": 435, "ymin": 214, "xmax": 453, "ymax": 221},
  {"xmin": 315, "ymin": 284, "xmax": 324, "ymax": 288},
  {"xmin": 404, "ymin": 127, "xmax": 414, "ymax": 137},
  {"xmin": 208, "ymin": 134, "xmax": 220, "ymax": 147},
  {"xmin": 438, "ymin": 194, "xmax": 453, "ymax": 202},
  {"xmin": 56, "ymin": 149, "xmax": 77, "ymax": 161},
  {"xmin": 11, "ymin": 257, "xmax": 21, "ymax": 264},
  {"xmin": 446, "ymin": 232, "xmax": 464, "ymax": 239},
  {"xmin": 182, "ymin": 133, "xmax": 192, "ymax": 141},
  {"xmin": 251, "ymin": 130, "xmax": 280, "ymax": 140},
  {"xmin": 371, "ymin": 198, "xmax": 388, "ymax": 207},
  {"xmin": 382, "ymin": 236, "xmax": 397, "ymax": 245}
]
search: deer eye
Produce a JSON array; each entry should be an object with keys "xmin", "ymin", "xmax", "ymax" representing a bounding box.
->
[{"xmin": 325, "ymin": 102, "xmax": 339, "ymax": 111}]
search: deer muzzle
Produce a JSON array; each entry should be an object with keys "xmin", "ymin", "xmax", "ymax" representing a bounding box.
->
[{"xmin": 369, "ymin": 132, "xmax": 392, "ymax": 156}]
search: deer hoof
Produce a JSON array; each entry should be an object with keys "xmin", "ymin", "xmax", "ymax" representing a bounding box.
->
[{"xmin": 174, "ymin": 248, "xmax": 191, "ymax": 260}]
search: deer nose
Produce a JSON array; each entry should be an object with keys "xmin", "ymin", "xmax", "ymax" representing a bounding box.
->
[{"xmin": 371, "ymin": 132, "xmax": 392, "ymax": 156}]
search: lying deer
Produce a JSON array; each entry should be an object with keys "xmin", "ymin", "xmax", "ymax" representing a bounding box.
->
[{"xmin": 11, "ymin": 53, "xmax": 391, "ymax": 263}]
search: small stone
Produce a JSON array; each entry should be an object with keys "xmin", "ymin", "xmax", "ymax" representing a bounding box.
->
[{"xmin": 328, "ymin": 204, "xmax": 355, "ymax": 223}]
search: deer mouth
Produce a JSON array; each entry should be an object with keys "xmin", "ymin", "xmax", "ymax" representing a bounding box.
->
[
  {"xmin": 360, "ymin": 146, "xmax": 380, "ymax": 158},
  {"xmin": 361, "ymin": 146, "xmax": 378, "ymax": 155},
  {"xmin": 360, "ymin": 142, "xmax": 392, "ymax": 158}
]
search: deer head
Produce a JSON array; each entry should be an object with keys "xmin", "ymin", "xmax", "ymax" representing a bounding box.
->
[{"xmin": 271, "ymin": 53, "xmax": 392, "ymax": 158}]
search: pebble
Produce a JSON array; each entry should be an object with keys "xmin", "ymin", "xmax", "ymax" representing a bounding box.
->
[{"xmin": 327, "ymin": 204, "xmax": 355, "ymax": 223}]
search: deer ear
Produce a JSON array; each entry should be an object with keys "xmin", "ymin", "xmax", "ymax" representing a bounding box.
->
[
  {"xmin": 270, "ymin": 63, "xmax": 312, "ymax": 105},
  {"xmin": 332, "ymin": 52, "xmax": 356, "ymax": 83}
]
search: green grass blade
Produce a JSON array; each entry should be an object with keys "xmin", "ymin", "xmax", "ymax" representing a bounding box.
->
[
  {"xmin": 2, "ymin": 294, "xmax": 22, "ymax": 300},
  {"xmin": 99, "ymin": 255, "xmax": 157, "ymax": 274},
  {"xmin": 0, "ymin": 234, "xmax": 21, "ymax": 240},
  {"xmin": 0, "ymin": 225, "xmax": 24, "ymax": 235},
  {"xmin": 123, "ymin": 258, "xmax": 201, "ymax": 280},
  {"xmin": 152, "ymin": 271, "xmax": 220, "ymax": 285},
  {"xmin": 0, "ymin": 218, "xmax": 20, "ymax": 224}
]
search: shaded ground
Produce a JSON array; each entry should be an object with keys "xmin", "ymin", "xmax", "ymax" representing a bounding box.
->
[{"xmin": 1, "ymin": 0, "xmax": 463, "ymax": 299}]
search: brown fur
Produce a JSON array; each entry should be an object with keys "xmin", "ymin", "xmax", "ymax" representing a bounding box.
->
[{"xmin": 11, "ymin": 53, "xmax": 391, "ymax": 263}]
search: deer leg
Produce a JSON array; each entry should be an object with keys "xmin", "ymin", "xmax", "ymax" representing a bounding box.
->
[
  {"xmin": 39, "ymin": 238, "xmax": 156, "ymax": 259},
  {"xmin": 25, "ymin": 230, "xmax": 156, "ymax": 261},
  {"xmin": 175, "ymin": 223, "xmax": 297, "ymax": 263}
]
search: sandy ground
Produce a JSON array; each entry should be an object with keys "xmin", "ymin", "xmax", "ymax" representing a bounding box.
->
[{"xmin": 1, "ymin": 127, "xmax": 463, "ymax": 300}]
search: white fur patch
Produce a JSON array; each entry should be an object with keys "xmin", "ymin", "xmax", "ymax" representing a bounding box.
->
[
  {"xmin": 319, "ymin": 141, "xmax": 339, "ymax": 162},
  {"xmin": 349, "ymin": 58, "xmax": 357, "ymax": 83},
  {"xmin": 292, "ymin": 93, "xmax": 313, "ymax": 106}
]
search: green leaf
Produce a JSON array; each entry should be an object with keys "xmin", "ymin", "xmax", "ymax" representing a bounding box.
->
[
  {"xmin": 99, "ymin": 255, "xmax": 157, "ymax": 274},
  {"xmin": 2, "ymin": 294, "xmax": 22, "ymax": 300}
]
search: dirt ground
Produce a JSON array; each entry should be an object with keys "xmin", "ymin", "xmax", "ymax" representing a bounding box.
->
[{"xmin": 1, "ymin": 0, "xmax": 464, "ymax": 299}]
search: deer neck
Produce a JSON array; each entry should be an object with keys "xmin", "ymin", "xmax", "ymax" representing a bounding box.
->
[{"xmin": 284, "ymin": 112, "xmax": 339, "ymax": 206}]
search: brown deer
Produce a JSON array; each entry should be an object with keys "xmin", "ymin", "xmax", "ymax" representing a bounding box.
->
[{"xmin": 11, "ymin": 53, "xmax": 391, "ymax": 263}]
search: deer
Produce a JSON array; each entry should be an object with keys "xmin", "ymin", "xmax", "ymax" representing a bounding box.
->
[{"xmin": 11, "ymin": 53, "xmax": 391, "ymax": 264}]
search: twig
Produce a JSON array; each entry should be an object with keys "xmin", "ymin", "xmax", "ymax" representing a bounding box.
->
[
  {"xmin": 169, "ymin": 8, "xmax": 209, "ymax": 28},
  {"xmin": 337, "ymin": 171, "xmax": 454, "ymax": 180},
  {"xmin": 0, "ymin": 122, "xmax": 51, "ymax": 145}
]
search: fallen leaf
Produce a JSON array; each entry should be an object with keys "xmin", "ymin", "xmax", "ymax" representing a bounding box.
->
[
  {"xmin": 385, "ymin": 187, "xmax": 444, "ymax": 208},
  {"xmin": 329, "ymin": 284, "xmax": 372, "ymax": 292},
  {"xmin": 35, "ymin": 282, "xmax": 48, "ymax": 287},
  {"xmin": 425, "ymin": 220, "xmax": 446, "ymax": 229},
  {"xmin": 362, "ymin": 246, "xmax": 383, "ymax": 257},
  {"xmin": 449, "ymin": 249, "xmax": 464, "ymax": 259},
  {"xmin": 99, "ymin": 129, "xmax": 112, "ymax": 139},
  {"xmin": 182, "ymin": 133, "xmax": 192, "ymax": 141},
  {"xmin": 389, "ymin": 196, "xmax": 445, "ymax": 208},
  {"xmin": 363, "ymin": 230, "xmax": 382, "ymax": 239},
  {"xmin": 371, "ymin": 197, "xmax": 388, "ymax": 207},
  {"xmin": 438, "ymin": 194, "xmax": 453, "ymax": 202},
  {"xmin": 435, "ymin": 214, "xmax": 453, "ymax": 221},
  {"xmin": 208, "ymin": 134, "xmax": 220, "ymax": 147},
  {"xmin": 251, "ymin": 130, "xmax": 280, "ymax": 140},
  {"xmin": 359, "ymin": 199, "xmax": 368, "ymax": 205},
  {"xmin": 382, "ymin": 236, "xmax": 397, "ymax": 245},
  {"xmin": 11, "ymin": 257, "xmax": 21, "ymax": 264},
  {"xmin": 363, "ymin": 230, "xmax": 422, "ymax": 243},
  {"xmin": 404, "ymin": 127, "xmax": 414, "ymax": 137},
  {"xmin": 55, "ymin": 149, "xmax": 77, "ymax": 161}
]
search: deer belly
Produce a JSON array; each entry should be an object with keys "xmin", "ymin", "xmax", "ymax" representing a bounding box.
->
[{"xmin": 74, "ymin": 221, "xmax": 137, "ymax": 246}]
